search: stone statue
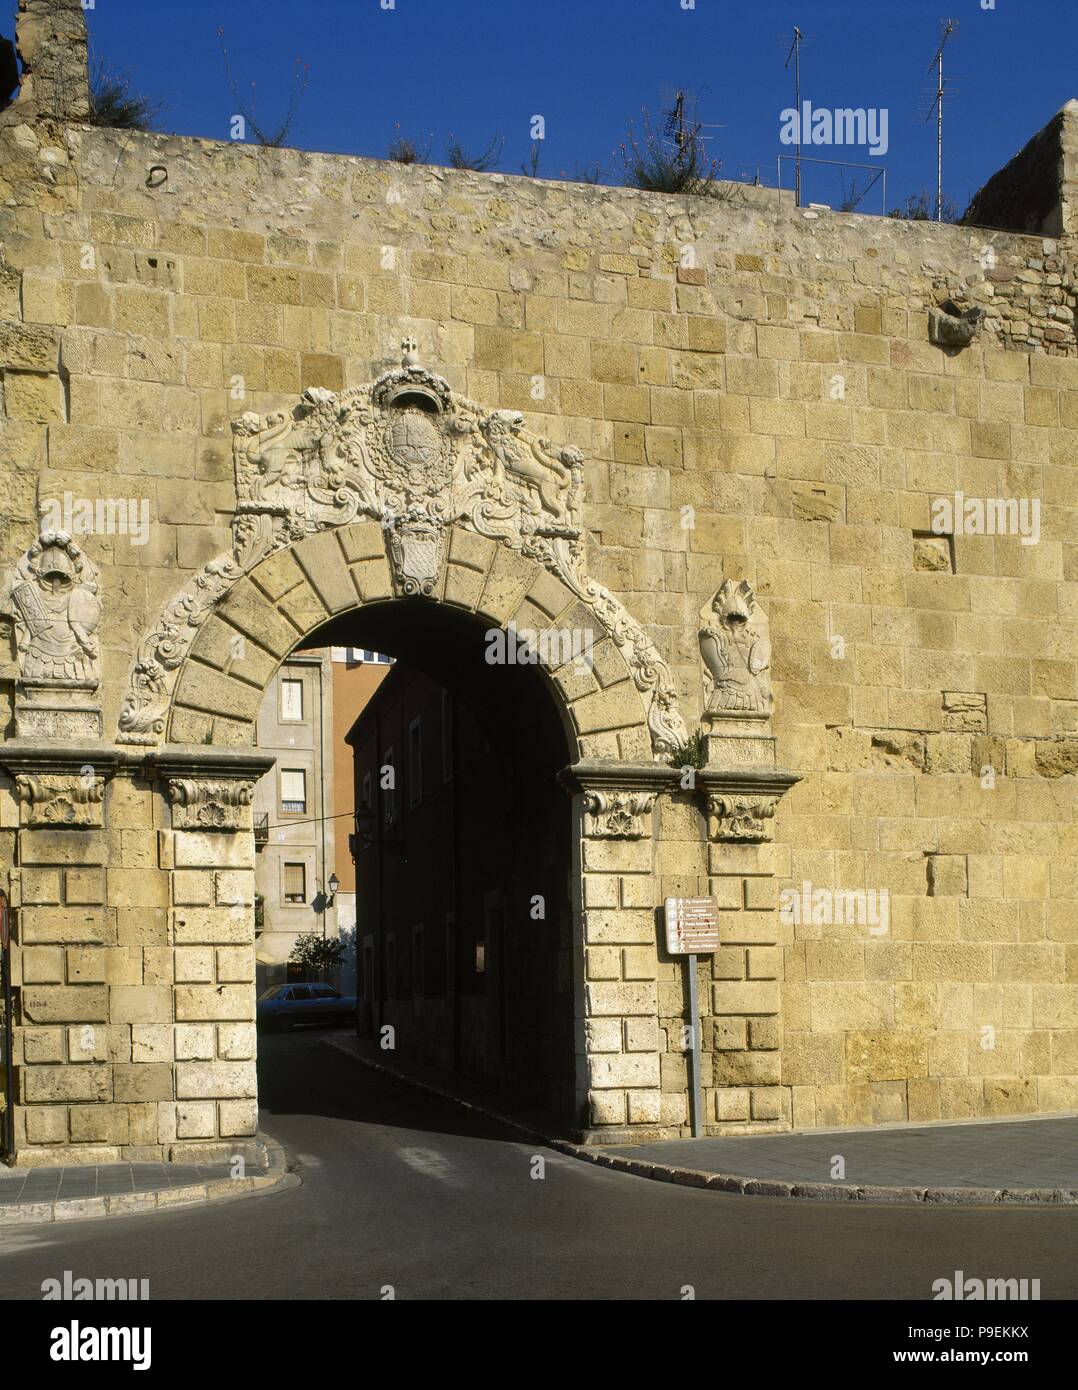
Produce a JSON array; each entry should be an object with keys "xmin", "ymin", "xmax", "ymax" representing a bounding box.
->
[
  {"xmin": 1, "ymin": 531, "xmax": 101, "ymax": 686},
  {"xmin": 699, "ymin": 579, "xmax": 772, "ymax": 716}
]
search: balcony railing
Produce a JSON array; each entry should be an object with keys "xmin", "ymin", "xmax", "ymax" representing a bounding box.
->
[{"xmin": 254, "ymin": 812, "xmax": 269, "ymax": 848}]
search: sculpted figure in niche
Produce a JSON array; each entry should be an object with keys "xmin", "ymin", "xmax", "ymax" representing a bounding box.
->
[
  {"xmin": 1, "ymin": 531, "xmax": 101, "ymax": 684},
  {"xmin": 699, "ymin": 578, "xmax": 772, "ymax": 716}
]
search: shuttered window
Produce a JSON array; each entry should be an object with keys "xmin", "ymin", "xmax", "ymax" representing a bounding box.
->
[
  {"xmin": 283, "ymin": 862, "xmax": 306, "ymax": 904},
  {"xmin": 281, "ymin": 768, "xmax": 306, "ymax": 814},
  {"xmin": 280, "ymin": 678, "xmax": 303, "ymax": 722}
]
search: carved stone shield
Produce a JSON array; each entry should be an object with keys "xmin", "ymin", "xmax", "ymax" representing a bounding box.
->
[
  {"xmin": 382, "ymin": 409, "xmax": 451, "ymax": 496},
  {"xmin": 386, "ymin": 518, "xmax": 445, "ymax": 597}
]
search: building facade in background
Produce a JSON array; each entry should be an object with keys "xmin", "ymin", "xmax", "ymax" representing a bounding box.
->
[
  {"xmin": 252, "ymin": 650, "xmax": 337, "ymax": 993},
  {"xmin": 253, "ymin": 648, "xmax": 391, "ymax": 993},
  {"xmin": 329, "ymin": 648, "xmax": 392, "ymax": 993}
]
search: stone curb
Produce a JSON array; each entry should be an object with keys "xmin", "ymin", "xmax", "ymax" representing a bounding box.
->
[
  {"xmin": 0, "ymin": 1133, "xmax": 299, "ymax": 1227},
  {"xmin": 329, "ymin": 1040, "xmax": 1078, "ymax": 1208}
]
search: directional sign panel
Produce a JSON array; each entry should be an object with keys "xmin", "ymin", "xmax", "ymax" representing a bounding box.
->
[{"xmin": 664, "ymin": 895, "xmax": 720, "ymax": 955}]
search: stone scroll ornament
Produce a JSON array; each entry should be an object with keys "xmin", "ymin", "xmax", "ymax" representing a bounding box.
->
[
  {"xmin": 583, "ymin": 789, "xmax": 657, "ymax": 839},
  {"xmin": 15, "ymin": 772, "xmax": 106, "ymax": 828},
  {"xmin": 168, "ymin": 778, "xmax": 255, "ymax": 831},
  {"xmin": 0, "ymin": 531, "xmax": 102, "ymax": 687},
  {"xmin": 699, "ymin": 579, "xmax": 773, "ymax": 717},
  {"xmin": 118, "ymin": 341, "xmax": 688, "ymax": 757},
  {"xmin": 706, "ymin": 792, "xmax": 778, "ymax": 842}
]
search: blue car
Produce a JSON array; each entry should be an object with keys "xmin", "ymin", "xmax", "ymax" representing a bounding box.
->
[{"xmin": 257, "ymin": 983, "xmax": 357, "ymax": 1032}]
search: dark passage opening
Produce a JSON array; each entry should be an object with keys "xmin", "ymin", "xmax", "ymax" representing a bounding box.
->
[{"xmin": 306, "ymin": 600, "xmax": 576, "ymax": 1124}]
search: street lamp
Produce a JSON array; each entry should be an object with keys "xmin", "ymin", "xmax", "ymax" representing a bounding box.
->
[
  {"xmin": 353, "ymin": 805, "xmax": 406, "ymax": 854},
  {"xmin": 327, "ymin": 872, "xmax": 339, "ymax": 905}
]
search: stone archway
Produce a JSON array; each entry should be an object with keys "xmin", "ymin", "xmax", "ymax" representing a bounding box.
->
[
  {"xmin": 114, "ymin": 341, "xmax": 688, "ymax": 763},
  {"xmin": 125, "ymin": 344, "xmax": 693, "ymax": 1144},
  {"xmin": 0, "ymin": 345, "xmax": 799, "ymax": 1164}
]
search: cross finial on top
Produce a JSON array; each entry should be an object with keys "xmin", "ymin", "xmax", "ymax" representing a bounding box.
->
[{"xmin": 401, "ymin": 337, "xmax": 420, "ymax": 367}]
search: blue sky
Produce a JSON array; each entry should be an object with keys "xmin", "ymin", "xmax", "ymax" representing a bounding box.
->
[{"xmin": 22, "ymin": 0, "xmax": 1077, "ymax": 214}]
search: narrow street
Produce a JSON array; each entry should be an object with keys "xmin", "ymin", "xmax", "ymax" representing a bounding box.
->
[{"xmin": 0, "ymin": 1034, "xmax": 1074, "ymax": 1302}]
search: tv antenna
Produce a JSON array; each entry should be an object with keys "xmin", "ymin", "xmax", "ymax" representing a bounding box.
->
[
  {"xmin": 658, "ymin": 85, "xmax": 724, "ymax": 155},
  {"xmin": 924, "ymin": 19, "xmax": 958, "ymax": 221},
  {"xmin": 784, "ymin": 27, "xmax": 805, "ymax": 206}
]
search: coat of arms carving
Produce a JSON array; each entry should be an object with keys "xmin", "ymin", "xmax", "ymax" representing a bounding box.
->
[
  {"xmin": 0, "ymin": 531, "xmax": 101, "ymax": 687},
  {"xmin": 699, "ymin": 579, "xmax": 772, "ymax": 718}
]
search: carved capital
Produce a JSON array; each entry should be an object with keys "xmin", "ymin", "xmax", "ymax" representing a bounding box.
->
[
  {"xmin": 168, "ymin": 778, "xmax": 255, "ymax": 832},
  {"xmin": 583, "ymin": 789, "xmax": 657, "ymax": 839},
  {"xmin": 706, "ymin": 792, "xmax": 778, "ymax": 843},
  {"xmin": 15, "ymin": 772, "xmax": 106, "ymax": 828}
]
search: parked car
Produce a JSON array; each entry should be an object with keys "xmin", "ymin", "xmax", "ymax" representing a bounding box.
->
[{"xmin": 257, "ymin": 983, "xmax": 357, "ymax": 1032}]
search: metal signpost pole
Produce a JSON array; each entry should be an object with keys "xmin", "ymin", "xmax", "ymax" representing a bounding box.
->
[
  {"xmin": 666, "ymin": 895, "xmax": 719, "ymax": 1141},
  {"xmin": 686, "ymin": 952, "xmax": 703, "ymax": 1138},
  {"xmin": 0, "ymin": 890, "xmax": 14, "ymax": 1163}
]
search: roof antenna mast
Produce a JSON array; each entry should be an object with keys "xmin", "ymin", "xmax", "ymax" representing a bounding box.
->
[
  {"xmin": 925, "ymin": 19, "xmax": 958, "ymax": 222},
  {"xmin": 785, "ymin": 26, "xmax": 804, "ymax": 208}
]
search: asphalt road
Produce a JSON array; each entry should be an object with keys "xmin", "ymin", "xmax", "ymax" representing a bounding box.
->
[{"xmin": 1, "ymin": 1032, "xmax": 1075, "ymax": 1301}]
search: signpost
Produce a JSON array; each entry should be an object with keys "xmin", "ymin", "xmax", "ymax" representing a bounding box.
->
[
  {"xmin": 664, "ymin": 896, "xmax": 720, "ymax": 1138},
  {"xmin": 0, "ymin": 889, "xmax": 13, "ymax": 1163}
]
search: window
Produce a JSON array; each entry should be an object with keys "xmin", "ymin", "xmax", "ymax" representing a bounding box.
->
[
  {"xmin": 361, "ymin": 771, "xmax": 372, "ymax": 810},
  {"xmin": 385, "ymin": 933, "xmax": 396, "ymax": 999},
  {"xmin": 408, "ymin": 718, "xmax": 422, "ymax": 807},
  {"xmin": 441, "ymin": 689, "xmax": 453, "ymax": 781},
  {"xmin": 382, "ymin": 747, "xmax": 396, "ymax": 827},
  {"xmin": 281, "ymin": 768, "xmax": 306, "ymax": 814},
  {"xmin": 358, "ymin": 649, "xmax": 394, "ymax": 665},
  {"xmin": 283, "ymin": 862, "xmax": 306, "ymax": 904},
  {"xmin": 280, "ymin": 677, "xmax": 304, "ymax": 722}
]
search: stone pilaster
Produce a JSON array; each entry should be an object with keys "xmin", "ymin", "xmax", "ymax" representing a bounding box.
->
[
  {"xmin": 0, "ymin": 743, "xmax": 118, "ymax": 1163},
  {"xmin": 560, "ymin": 759, "xmax": 678, "ymax": 1142},
  {"xmin": 0, "ymin": 742, "xmax": 270, "ymax": 1165},
  {"xmin": 155, "ymin": 749, "xmax": 272, "ymax": 1152},
  {"xmin": 698, "ymin": 753, "xmax": 799, "ymax": 1130}
]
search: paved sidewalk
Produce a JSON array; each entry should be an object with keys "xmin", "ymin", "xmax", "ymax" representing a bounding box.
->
[
  {"xmin": 0, "ymin": 1135, "xmax": 294, "ymax": 1225},
  {"xmin": 605, "ymin": 1116, "xmax": 1078, "ymax": 1203}
]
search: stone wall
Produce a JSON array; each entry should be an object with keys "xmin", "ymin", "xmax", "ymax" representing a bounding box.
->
[
  {"xmin": 1, "ymin": 2, "xmax": 1078, "ymax": 1158},
  {"xmin": 965, "ymin": 99, "xmax": 1078, "ymax": 240}
]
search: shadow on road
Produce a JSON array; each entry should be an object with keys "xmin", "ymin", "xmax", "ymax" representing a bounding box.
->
[{"xmin": 256, "ymin": 1030, "xmax": 525, "ymax": 1145}]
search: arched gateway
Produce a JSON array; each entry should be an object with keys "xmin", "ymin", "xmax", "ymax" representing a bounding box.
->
[{"xmin": 0, "ymin": 346, "xmax": 798, "ymax": 1165}]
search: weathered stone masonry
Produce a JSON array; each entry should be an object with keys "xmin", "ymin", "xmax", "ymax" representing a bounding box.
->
[{"xmin": 1, "ymin": 1, "xmax": 1078, "ymax": 1162}]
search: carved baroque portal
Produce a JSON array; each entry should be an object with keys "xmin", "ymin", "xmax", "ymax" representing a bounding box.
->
[
  {"xmin": 118, "ymin": 343, "xmax": 688, "ymax": 757},
  {"xmin": 699, "ymin": 579, "xmax": 772, "ymax": 717},
  {"xmin": 1, "ymin": 531, "xmax": 101, "ymax": 687}
]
